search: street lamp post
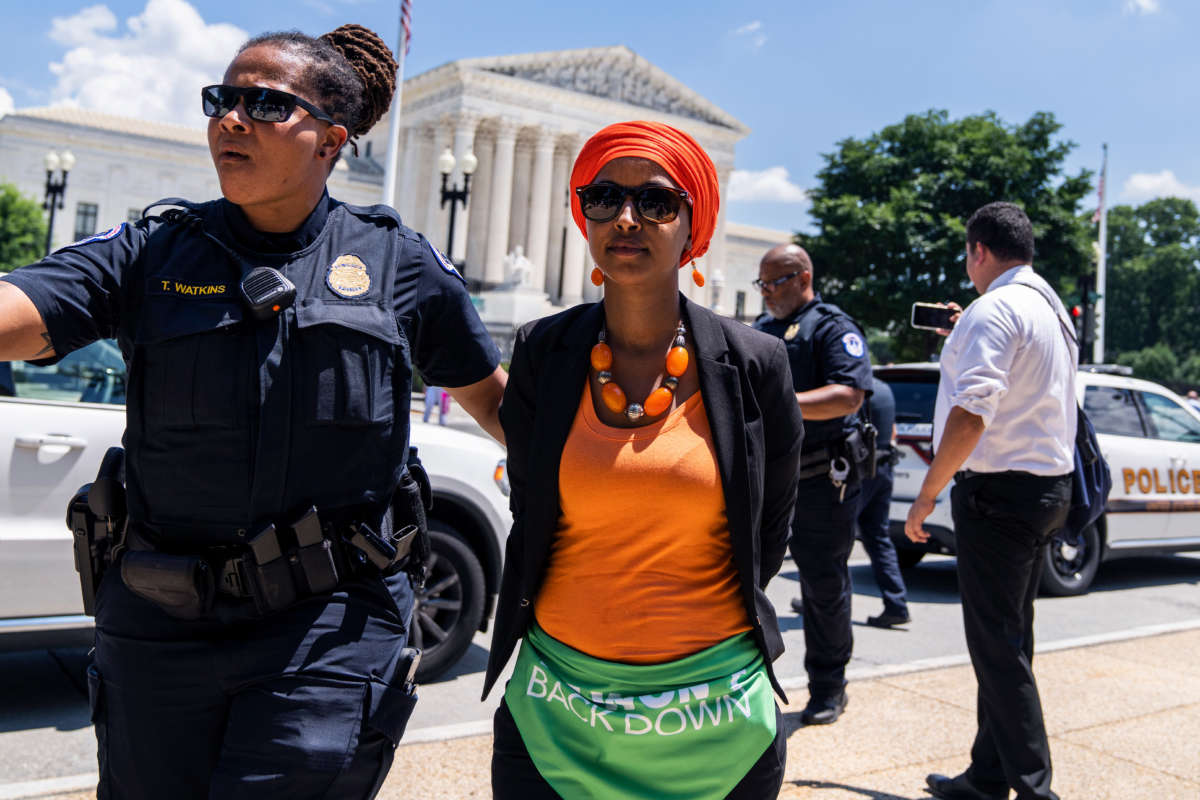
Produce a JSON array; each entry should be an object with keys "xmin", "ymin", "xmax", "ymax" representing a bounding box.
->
[
  {"xmin": 437, "ymin": 147, "xmax": 477, "ymax": 263},
  {"xmin": 42, "ymin": 150, "xmax": 76, "ymax": 256}
]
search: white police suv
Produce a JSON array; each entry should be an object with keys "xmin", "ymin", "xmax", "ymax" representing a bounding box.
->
[
  {"xmin": 877, "ymin": 363, "xmax": 1200, "ymax": 595},
  {"xmin": 0, "ymin": 340, "xmax": 512, "ymax": 681}
]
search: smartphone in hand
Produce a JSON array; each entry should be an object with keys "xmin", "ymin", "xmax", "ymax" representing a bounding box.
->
[{"xmin": 911, "ymin": 302, "xmax": 956, "ymax": 331}]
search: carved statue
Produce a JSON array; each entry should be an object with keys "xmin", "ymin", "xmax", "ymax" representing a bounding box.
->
[
  {"xmin": 502, "ymin": 245, "xmax": 534, "ymax": 288},
  {"xmin": 486, "ymin": 53, "xmax": 725, "ymax": 127}
]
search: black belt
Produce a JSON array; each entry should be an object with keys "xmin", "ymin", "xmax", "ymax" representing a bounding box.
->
[
  {"xmin": 954, "ymin": 469, "xmax": 1056, "ymax": 482},
  {"xmin": 797, "ymin": 445, "xmax": 838, "ymax": 481},
  {"xmin": 123, "ymin": 508, "xmax": 417, "ymax": 617}
]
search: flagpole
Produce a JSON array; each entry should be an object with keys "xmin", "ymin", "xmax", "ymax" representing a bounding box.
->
[
  {"xmin": 1094, "ymin": 143, "xmax": 1108, "ymax": 364},
  {"xmin": 381, "ymin": 1, "xmax": 410, "ymax": 208}
]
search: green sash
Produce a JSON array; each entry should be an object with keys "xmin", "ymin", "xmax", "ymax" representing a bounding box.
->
[{"xmin": 504, "ymin": 624, "xmax": 776, "ymax": 800}]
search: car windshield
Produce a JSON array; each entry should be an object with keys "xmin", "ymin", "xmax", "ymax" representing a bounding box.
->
[
  {"xmin": 881, "ymin": 376, "xmax": 938, "ymax": 435},
  {"xmin": 1139, "ymin": 391, "xmax": 1200, "ymax": 443},
  {"xmin": 3, "ymin": 339, "xmax": 127, "ymax": 405}
]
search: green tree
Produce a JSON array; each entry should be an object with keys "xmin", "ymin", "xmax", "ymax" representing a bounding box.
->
[
  {"xmin": 1116, "ymin": 343, "xmax": 1180, "ymax": 385},
  {"xmin": 0, "ymin": 183, "xmax": 47, "ymax": 273},
  {"xmin": 798, "ymin": 110, "xmax": 1093, "ymax": 362},
  {"xmin": 1103, "ymin": 197, "xmax": 1200, "ymax": 360}
]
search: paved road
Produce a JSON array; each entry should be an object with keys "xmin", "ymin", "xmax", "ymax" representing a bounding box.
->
[{"xmin": 2, "ymin": 551, "xmax": 1197, "ymax": 795}]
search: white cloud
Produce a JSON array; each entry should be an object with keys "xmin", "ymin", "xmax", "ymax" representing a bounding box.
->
[
  {"xmin": 730, "ymin": 20, "xmax": 767, "ymax": 50},
  {"xmin": 729, "ymin": 167, "xmax": 808, "ymax": 204},
  {"xmin": 1123, "ymin": 0, "xmax": 1160, "ymax": 14},
  {"xmin": 1122, "ymin": 170, "xmax": 1200, "ymax": 204},
  {"xmin": 45, "ymin": 0, "xmax": 247, "ymax": 127},
  {"xmin": 0, "ymin": 87, "xmax": 13, "ymax": 118}
]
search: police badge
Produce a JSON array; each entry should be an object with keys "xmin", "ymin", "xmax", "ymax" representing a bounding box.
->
[
  {"xmin": 784, "ymin": 322, "xmax": 801, "ymax": 341},
  {"xmin": 326, "ymin": 254, "xmax": 371, "ymax": 298}
]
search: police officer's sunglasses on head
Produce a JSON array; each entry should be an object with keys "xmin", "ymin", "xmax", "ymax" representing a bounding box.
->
[
  {"xmin": 752, "ymin": 271, "xmax": 800, "ymax": 292},
  {"xmin": 201, "ymin": 85, "xmax": 339, "ymax": 126},
  {"xmin": 575, "ymin": 183, "xmax": 692, "ymax": 224}
]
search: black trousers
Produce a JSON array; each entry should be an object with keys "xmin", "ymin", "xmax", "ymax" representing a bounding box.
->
[
  {"xmin": 950, "ymin": 471, "xmax": 1071, "ymax": 800},
  {"xmin": 492, "ymin": 699, "xmax": 787, "ymax": 799},
  {"xmin": 90, "ymin": 566, "xmax": 417, "ymax": 800},
  {"xmin": 855, "ymin": 460, "xmax": 908, "ymax": 616},
  {"xmin": 791, "ymin": 475, "xmax": 859, "ymax": 699}
]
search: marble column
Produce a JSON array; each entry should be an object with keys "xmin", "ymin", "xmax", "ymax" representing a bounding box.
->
[
  {"xmin": 508, "ymin": 138, "xmax": 533, "ymax": 256},
  {"xmin": 464, "ymin": 128, "xmax": 494, "ymax": 282},
  {"xmin": 545, "ymin": 143, "xmax": 569, "ymax": 299},
  {"xmin": 484, "ymin": 119, "xmax": 518, "ymax": 284},
  {"xmin": 560, "ymin": 137, "xmax": 588, "ymax": 306},
  {"xmin": 412, "ymin": 123, "xmax": 436, "ymax": 235},
  {"xmin": 448, "ymin": 112, "xmax": 479, "ymax": 263},
  {"xmin": 396, "ymin": 124, "xmax": 421, "ymax": 224},
  {"xmin": 709, "ymin": 166, "xmax": 732, "ymax": 313},
  {"xmin": 525, "ymin": 129, "xmax": 556, "ymax": 294},
  {"xmin": 423, "ymin": 121, "xmax": 450, "ymax": 247}
]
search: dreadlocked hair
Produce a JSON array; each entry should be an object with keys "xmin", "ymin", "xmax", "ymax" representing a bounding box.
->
[{"xmin": 238, "ymin": 25, "xmax": 397, "ymax": 158}]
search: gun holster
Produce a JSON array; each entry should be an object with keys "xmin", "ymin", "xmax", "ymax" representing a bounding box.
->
[
  {"xmin": 66, "ymin": 447, "xmax": 127, "ymax": 616},
  {"xmin": 392, "ymin": 447, "xmax": 433, "ymax": 587},
  {"xmin": 841, "ymin": 421, "xmax": 879, "ymax": 483}
]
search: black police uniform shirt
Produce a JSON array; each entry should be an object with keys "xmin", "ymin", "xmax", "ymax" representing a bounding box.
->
[
  {"xmin": 753, "ymin": 293, "xmax": 872, "ymax": 451},
  {"xmin": 2, "ymin": 191, "xmax": 500, "ymax": 539}
]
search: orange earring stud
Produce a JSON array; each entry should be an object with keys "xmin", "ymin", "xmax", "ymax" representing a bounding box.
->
[{"xmin": 591, "ymin": 266, "xmax": 604, "ymax": 286}]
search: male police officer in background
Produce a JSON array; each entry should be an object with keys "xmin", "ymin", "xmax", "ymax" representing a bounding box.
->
[
  {"xmin": 753, "ymin": 243, "xmax": 872, "ymax": 725},
  {"xmin": 857, "ymin": 376, "xmax": 910, "ymax": 628}
]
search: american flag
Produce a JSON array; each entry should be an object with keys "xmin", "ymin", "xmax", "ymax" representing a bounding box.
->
[
  {"xmin": 1091, "ymin": 146, "xmax": 1107, "ymax": 224},
  {"xmin": 400, "ymin": 0, "xmax": 413, "ymax": 54}
]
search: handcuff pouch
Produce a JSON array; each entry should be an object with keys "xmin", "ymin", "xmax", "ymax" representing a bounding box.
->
[{"xmin": 120, "ymin": 550, "xmax": 214, "ymax": 620}]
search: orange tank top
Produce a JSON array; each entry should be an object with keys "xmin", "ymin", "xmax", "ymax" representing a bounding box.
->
[{"xmin": 534, "ymin": 383, "xmax": 752, "ymax": 663}]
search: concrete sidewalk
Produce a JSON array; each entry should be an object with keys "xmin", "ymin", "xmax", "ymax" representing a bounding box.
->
[
  {"xmin": 378, "ymin": 628, "xmax": 1200, "ymax": 799},
  {"xmin": 34, "ymin": 628, "xmax": 1200, "ymax": 799}
]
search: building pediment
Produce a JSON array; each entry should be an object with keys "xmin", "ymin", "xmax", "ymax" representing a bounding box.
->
[{"xmin": 456, "ymin": 46, "xmax": 746, "ymax": 133}]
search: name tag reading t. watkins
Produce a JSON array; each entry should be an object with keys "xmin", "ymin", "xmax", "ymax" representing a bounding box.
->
[{"xmin": 151, "ymin": 279, "xmax": 231, "ymax": 298}]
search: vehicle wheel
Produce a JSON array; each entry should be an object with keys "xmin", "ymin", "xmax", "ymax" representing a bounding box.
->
[
  {"xmin": 1039, "ymin": 522, "xmax": 1101, "ymax": 597},
  {"xmin": 897, "ymin": 549, "xmax": 925, "ymax": 569},
  {"xmin": 410, "ymin": 524, "xmax": 486, "ymax": 682}
]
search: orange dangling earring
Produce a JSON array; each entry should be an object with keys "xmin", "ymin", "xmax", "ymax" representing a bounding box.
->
[
  {"xmin": 591, "ymin": 266, "xmax": 604, "ymax": 287},
  {"xmin": 691, "ymin": 261, "xmax": 705, "ymax": 287}
]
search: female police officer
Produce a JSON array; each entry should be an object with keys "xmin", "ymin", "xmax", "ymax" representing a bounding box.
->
[{"xmin": 0, "ymin": 24, "xmax": 505, "ymax": 799}]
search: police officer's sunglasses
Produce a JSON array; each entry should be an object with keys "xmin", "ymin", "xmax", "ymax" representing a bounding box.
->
[
  {"xmin": 575, "ymin": 183, "xmax": 692, "ymax": 224},
  {"xmin": 201, "ymin": 84, "xmax": 340, "ymax": 126},
  {"xmin": 752, "ymin": 271, "xmax": 800, "ymax": 292}
]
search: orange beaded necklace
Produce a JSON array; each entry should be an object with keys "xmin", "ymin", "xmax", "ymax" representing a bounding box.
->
[{"xmin": 590, "ymin": 321, "xmax": 689, "ymax": 421}]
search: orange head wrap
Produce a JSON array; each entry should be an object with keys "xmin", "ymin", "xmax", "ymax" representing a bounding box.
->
[{"xmin": 570, "ymin": 121, "xmax": 720, "ymax": 267}]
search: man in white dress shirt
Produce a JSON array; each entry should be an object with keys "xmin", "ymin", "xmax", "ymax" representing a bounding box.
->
[{"xmin": 906, "ymin": 202, "xmax": 1076, "ymax": 800}]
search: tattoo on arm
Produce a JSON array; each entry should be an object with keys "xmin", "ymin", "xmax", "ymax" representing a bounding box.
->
[{"xmin": 33, "ymin": 331, "xmax": 53, "ymax": 358}]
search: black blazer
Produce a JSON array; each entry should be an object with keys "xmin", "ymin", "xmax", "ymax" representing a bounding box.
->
[{"xmin": 482, "ymin": 296, "xmax": 804, "ymax": 700}]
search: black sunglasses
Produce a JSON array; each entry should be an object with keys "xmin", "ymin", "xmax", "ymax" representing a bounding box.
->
[
  {"xmin": 751, "ymin": 271, "xmax": 800, "ymax": 292},
  {"xmin": 575, "ymin": 183, "xmax": 691, "ymax": 224},
  {"xmin": 201, "ymin": 84, "xmax": 339, "ymax": 126}
]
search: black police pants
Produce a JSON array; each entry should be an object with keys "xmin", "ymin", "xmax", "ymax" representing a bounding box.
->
[
  {"xmin": 89, "ymin": 566, "xmax": 417, "ymax": 800},
  {"xmin": 854, "ymin": 460, "xmax": 908, "ymax": 617},
  {"xmin": 491, "ymin": 698, "xmax": 787, "ymax": 799},
  {"xmin": 790, "ymin": 474, "xmax": 859, "ymax": 700},
  {"xmin": 950, "ymin": 471, "xmax": 1071, "ymax": 800}
]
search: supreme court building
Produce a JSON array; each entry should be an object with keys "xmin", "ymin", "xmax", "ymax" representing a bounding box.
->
[{"xmin": 0, "ymin": 46, "xmax": 788, "ymax": 343}]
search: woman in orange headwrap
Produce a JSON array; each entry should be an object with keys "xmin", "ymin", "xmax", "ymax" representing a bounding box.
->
[{"xmin": 483, "ymin": 121, "xmax": 804, "ymax": 799}]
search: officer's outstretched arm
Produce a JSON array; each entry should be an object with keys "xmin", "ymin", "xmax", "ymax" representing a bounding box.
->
[
  {"xmin": 446, "ymin": 365, "xmax": 508, "ymax": 446},
  {"xmin": 0, "ymin": 283, "xmax": 55, "ymax": 361}
]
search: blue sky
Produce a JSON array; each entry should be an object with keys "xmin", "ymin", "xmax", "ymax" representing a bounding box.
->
[{"xmin": 0, "ymin": 0, "xmax": 1194, "ymax": 232}]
